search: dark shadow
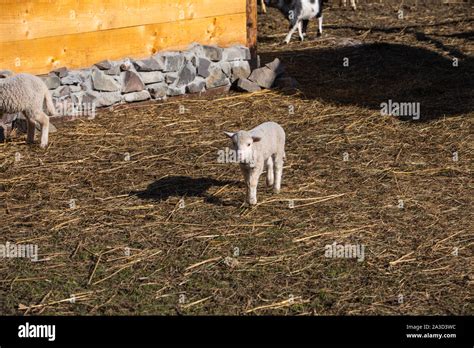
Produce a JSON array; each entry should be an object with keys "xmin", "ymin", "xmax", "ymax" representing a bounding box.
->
[
  {"xmin": 132, "ymin": 176, "xmax": 240, "ymax": 206},
  {"xmin": 413, "ymin": 31, "xmax": 468, "ymax": 59},
  {"xmin": 430, "ymin": 30, "xmax": 474, "ymax": 40},
  {"xmin": 324, "ymin": 18, "xmax": 474, "ymax": 36},
  {"xmin": 260, "ymin": 42, "xmax": 473, "ymax": 121}
]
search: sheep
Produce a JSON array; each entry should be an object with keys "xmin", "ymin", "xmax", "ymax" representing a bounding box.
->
[
  {"xmin": 224, "ymin": 121, "xmax": 286, "ymax": 205},
  {"xmin": 0, "ymin": 73, "xmax": 55, "ymax": 148},
  {"xmin": 265, "ymin": 0, "xmax": 326, "ymax": 44}
]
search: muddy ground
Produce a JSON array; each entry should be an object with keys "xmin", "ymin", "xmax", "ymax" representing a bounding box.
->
[{"xmin": 0, "ymin": 2, "xmax": 472, "ymax": 315}]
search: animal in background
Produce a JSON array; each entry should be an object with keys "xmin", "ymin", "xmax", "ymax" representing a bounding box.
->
[
  {"xmin": 0, "ymin": 73, "xmax": 55, "ymax": 148},
  {"xmin": 265, "ymin": 0, "xmax": 326, "ymax": 44},
  {"xmin": 224, "ymin": 121, "xmax": 286, "ymax": 205},
  {"xmin": 340, "ymin": 0, "xmax": 357, "ymax": 10}
]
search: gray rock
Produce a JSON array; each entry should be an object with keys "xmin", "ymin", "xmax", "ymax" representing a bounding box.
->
[
  {"xmin": 134, "ymin": 57, "xmax": 164, "ymax": 72},
  {"xmin": 183, "ymin": 51, "xmax": 197, "ymax": 66},
  {"xmin": 112, "ymin": 75, "xmax": 121, "ymax": 83},
  {"xmin": 123, "ymin": 90, "xmax": 151, "ymax": 103},
  {"xmin": 78, "ymin": 69, "xmax": 92, "ymax": 79},
  {"xmin": 188, "ymin": 42, "xmax": 205, "ymax": 57},
  {"xmin": 52, "ymin": 86, "xmax": 71, "ymax": 98},
  {"xmin": 222, "ymin": 46, "xmax": 251, "ymax": 61},
  {"xmin": 139, "ymin": 71, "xmax": 164, "ymax": 84},
  {"xmin": 158, "ymin": 52, "xmax": 185, "ymax": 72},
  {"xmin": 95, "ymin": 60, "xmax": 114, "ymax": 70},
  {"xmin": 205, "ymin": 65, "xmax": 230, "ymax": 89},
  {"xmin": 265, "ymin": 58, "xmax": 285, "ymax": 76},
  {"xmin": 220, "ymin": 62, "xmax": 232, "ymax": 78},
  {"xmin": 176, "ymin": 62, "xmax": 196, "ymax": 87},
  {"xmin": 235, "ymin": 78, "xmax": 261, "ymax": 92},
  {"xmin": 69, "ymin": 85, "xmax": 83, "ymax": 93},
  {"xmin": 186, "ymin": 77, "xmax": 206, "ymax": 94},
  {"xmin": 97, "ymin": 91, "xmax": 122, "ymax": 107},
  {"xmin": 71, "ymin": 91, "xmax": 86, "ymax": 105},
  {"xmin": 105, "ymin": 65, "xmax": 121, "ymax": 76},
  {"xmin": 52, "ymin": 67, "xmax": 68, "ymax": 78},
  {"xmin": 92, "ymin": 69, "xmax": 121, "ymax": 92},
  {"xmin": 166, "ymin": 85, "xmax": 186, "ymax": 96},
  {"xmin": 230, "ymin": 60, "xmax": 251, "ymax": 82},
  {"xmin": 80, "ymin": 75, "xmax": 93, "ymax": 92},
  {"xmin": 121, "ymin": 70, "xmax": 145, "ymax": 93},
  {"xmin": 61, "ymin": 73, "xmax": 82, "ymax": 86},
  {"xmin": 82, "ymin": 91, "xmax": 100, "ymax": 106},
  {"xmin": 0, "ymin": 70, "xmax": 14, "ymax": 78},
  {"xmin": 120, "ymin": 59, "xmax": 135, "ymax": 71},
  {"xmin": 41, "ymin": 75, "xmax": 61, "ymax": 89},
  {"xmin": 197, "ymin": 58, "xmax": 211, "ymax": 78},
  {"xmin": 165, "ymin": 72, "xmax": 179, "ymax": 84},
  {"xmin": 248, "ymin": 67, "xmax": 277, "ymax": 89},
  {"xmin": 147, "ymin": 83, "xmax": 168, "ymax": 99},
  {"xmin": 202, "ymin": 45, "xmax": 223, "ymax": 62}
]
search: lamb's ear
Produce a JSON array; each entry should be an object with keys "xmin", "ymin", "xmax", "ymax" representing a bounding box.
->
[
  {"xmin": 252, "ymin": 136, "xmax": 262, "ymax": 143},
  {"xmin": 224, "ymin": 131, "xmax": 235, "ymax": 139}
]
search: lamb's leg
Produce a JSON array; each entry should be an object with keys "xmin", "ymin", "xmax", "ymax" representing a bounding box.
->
[
  {"xmin": 284, "ymin": 20, "xmax": 300, "ymax": 44},
  {"xmin": 26, "ymin": 117, "xmax": 36, "ymax": 145},
  {"xmin": 36, "ymin": 112, "xmax": 50, "ymax": 148},
  {"xmin": 240, "ymin": 165, "xmax": 250, "ymax": 202},
  {"xmin": 297, "ymin": 21, "xmax": 305, "ymax": 41},
  {"xmin": 351, "ymin": 0, "xmax": 357, "ymax": 10},
  {"xmin": 266, "ymin": 157, "xmax": 274, "ymax": 187},
  {"xmin": 317, "ymin": 15, "xmax": 323, "ymax": 37},
  {"xmin": 247, "ymin": 163, "xmax": 263, "ymax": 205},
  {"xmin": 261, "ymin": 0, "xmax": 267, "ymax": 13},
  {"xmin": 273, "ymin": 154, "xmax": 284, "ymax": 194}
]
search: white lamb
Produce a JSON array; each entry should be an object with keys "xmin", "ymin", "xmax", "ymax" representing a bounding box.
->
[
  {"xmin": 224, "ymin": 121, "xmax": 286, "ymax": 205},
  {"xmin": 0, "ymin": 73, "xmax": 55, "ymax": 148}
]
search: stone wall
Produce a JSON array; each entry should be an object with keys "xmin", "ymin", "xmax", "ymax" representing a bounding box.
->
[
  {"xmin": 42, "ymin": 43, "xmax": 253, "ymax": 112},
  {"xmin": 0, "ymin": 43, "xmax": 295, "ymax": 141}
]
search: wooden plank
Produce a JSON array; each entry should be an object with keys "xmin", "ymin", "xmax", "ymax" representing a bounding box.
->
[
  {"xmin": 0, "ymin": 0, "xmax": 246, "ymax": 43},
  {"xmin": 0, "ymin": 13, "xmax": 247, "ymax": 75},
  {"xmin": 246, "ymin": 0, "xmax": 258, "ymax": 69}
]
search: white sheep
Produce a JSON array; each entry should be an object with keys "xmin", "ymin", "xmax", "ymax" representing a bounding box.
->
[
  {"xmin": 0, "ymin": 73, "xmax": 55, "ymax": 148},
  {"xmin": 224, "ymin": 121, "xmax": 286, "ymax": 205}
]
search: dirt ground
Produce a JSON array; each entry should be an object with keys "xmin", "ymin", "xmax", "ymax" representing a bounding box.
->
[{"xmin": 0, "ymin": 1, "xmax": 473, "ymax": 315}]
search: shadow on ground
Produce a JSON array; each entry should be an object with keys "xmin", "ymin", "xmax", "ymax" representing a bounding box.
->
[
  {"xmin": 260, "ymin": 42, "xmax": 473, "ymax": 121},
  {"xmin": 132, "ymin": 175, "xmax": 239, "ymax": 206}
]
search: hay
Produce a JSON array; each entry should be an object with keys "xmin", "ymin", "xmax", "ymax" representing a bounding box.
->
[{"xmin": 0, "ymin": 1, "xmax": 472, "ymax": 315}]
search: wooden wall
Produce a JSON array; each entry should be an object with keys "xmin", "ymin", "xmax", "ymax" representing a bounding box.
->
[{"xmin": 0, "ymin": 0, "xmax": 249, "ymax": 74}]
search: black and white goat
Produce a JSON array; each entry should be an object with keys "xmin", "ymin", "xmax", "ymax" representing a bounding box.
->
[{"xmin": 265, "ymin": 0, "xmax": 326, "ymax": 44}]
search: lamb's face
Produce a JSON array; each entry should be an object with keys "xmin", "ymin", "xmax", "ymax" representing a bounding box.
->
[{"xmin": 224, "ymin": 130, "xmax": 261, "ymax": 165}]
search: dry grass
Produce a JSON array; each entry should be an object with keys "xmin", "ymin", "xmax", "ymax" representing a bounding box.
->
[{"xmin": 0, "ymin": 2, "xmax": 473, "ymax": 315}]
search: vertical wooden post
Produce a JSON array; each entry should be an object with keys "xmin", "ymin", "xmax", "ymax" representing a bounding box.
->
[{"xmin": 246, "ymin": 0, "xmax": 258, "ymax": 69}]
